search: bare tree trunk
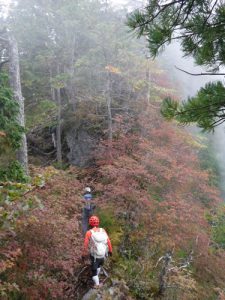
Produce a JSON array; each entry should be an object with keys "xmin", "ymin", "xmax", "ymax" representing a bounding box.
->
[
  {"xmin": 50, "ymin": 67, "xmax": 55, "ymax": 102},
  {"xmin": 8, "ymin": 34, "xmax": 28, "ymax": 174},
  {"xmin": 49, "ymin": 67, "xmax": 57, "ymax": 149},
  {"xmin": 106, "ymin": 71, "xmax": 112, "ymax": 142},
  {"xmin": 158, "ymin": 251, "xmax": 173, "ymax": 295},
  {"xmin": 102, "ymin": 48, "xmax": 113, "ymax": 144},
  {"xmin": 56, "ymin": 64, "xmax": 62, "ymax": 164},
  {"xmin": 68, "ymin": 36, "xmax": 76, "ymax": 111},
  {"xmin": 63, "ymin": 34, "xmax": 76, "ymax": 111}
]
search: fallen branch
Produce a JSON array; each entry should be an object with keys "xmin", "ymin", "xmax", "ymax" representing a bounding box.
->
[{"xmin": 156, "ymin": 250, "xmax": 173, "ymax": 295}]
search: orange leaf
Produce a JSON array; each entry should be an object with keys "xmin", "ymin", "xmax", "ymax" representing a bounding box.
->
[{"xmin": 105, "ymin": 65, "xmax": 121, "ymax": 74}]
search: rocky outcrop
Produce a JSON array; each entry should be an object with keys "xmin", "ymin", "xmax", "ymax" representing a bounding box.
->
[
  {"xmin": 82, "ymin": 280, "xmax": 133, "ymax": 300},
  {"xmin": 66, "ymin": 126, "xmax": 99, "ymax": 167},
  {"xmin": 27, "ymin": 126, "xmax": 56, "ymax": 165},
  {"xmin": 27, "ymin": 114, "xmax": 103, "ymax": 167}
]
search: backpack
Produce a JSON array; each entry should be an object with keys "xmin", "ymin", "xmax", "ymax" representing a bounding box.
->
[{"xmin": 90, "ymin": 228, "xmax": 108, "ymax": 259}]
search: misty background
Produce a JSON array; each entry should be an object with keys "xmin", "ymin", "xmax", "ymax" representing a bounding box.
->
[
  {"xmin": 112, "ymin": 0, "xmax": 225, "ymax": 198},
  {"xmin": 1, "ymin": 0, "xmax": 224, "ymax": 197},
  {"xmin": 161, "ymin": 43, "xmax": 225, "ymax": 198}
]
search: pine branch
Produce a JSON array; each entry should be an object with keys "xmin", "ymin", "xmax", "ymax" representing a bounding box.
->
[
  {"xmin": 146, "ymin": 33, "xmax": 195, "ymax": 56},
  {"xmin": 171, "ymin": 0, "xmax": 185, "ymax": 27},
  {"xmin": 210, "ymin": 117, "xmax": 225, "ymax": 128},
  {"xmin": 175, "ymin": 66, "xmax": 225, "ymax": 76},
  {"xmin": 202, "ymin": 0, "xmax": 218, "ymax": 28},
  {"xmin": 129, "ymin": 0, "xmax": 183, "ymax": 30},
  {"xmin": 180, "ymin": 0, "xmax": 195, "ymax": 26},
  {"xmin": 175, "ymin": 106, "xmax": 225, "ymax": 117}
]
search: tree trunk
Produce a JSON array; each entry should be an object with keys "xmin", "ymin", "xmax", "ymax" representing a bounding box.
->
[
  {"xmin": 8, "ymin": 34, "xmax": 28, "ymax": 174},
  {"xmin": 106, "ymin": 71, "xmax": 112, "ymax": 142},
  {"xmin": 68, "ymin": 36, "xmax": 77, "ymax": 111},
  {"xmin": 56, "ymin": 64, "xmax": 62, "ymax": 164}
]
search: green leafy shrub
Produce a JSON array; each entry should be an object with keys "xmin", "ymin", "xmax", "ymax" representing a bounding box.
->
[
  {"xmin": 0, "ymin": 73, "xmax": 23, "ymax": 151},
  {"xmin": 0, "ymin": 161, "xmax": 29, "ymax": 182}
]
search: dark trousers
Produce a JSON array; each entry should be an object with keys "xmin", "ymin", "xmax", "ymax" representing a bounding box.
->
[
  {"xmin": 90, "ymin": 255, "xmax": 104, "ymax": 276},
  {"xmin": 82, "ymin": 205, "xmax": 95, "ymax": 235}
]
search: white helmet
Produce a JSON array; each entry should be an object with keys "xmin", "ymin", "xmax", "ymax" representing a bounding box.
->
[{"xmin": 84, "ymin": 187, "xmax": 91, "ymax": 193}]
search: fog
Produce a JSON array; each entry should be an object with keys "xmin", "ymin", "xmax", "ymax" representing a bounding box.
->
[
  {"xmin": 161, "ymin": 43, "xmax": 225, "ymax": 198},
  {"xmin": 0, "ymin": 0, "xmax": 225, "ymax": 195}
]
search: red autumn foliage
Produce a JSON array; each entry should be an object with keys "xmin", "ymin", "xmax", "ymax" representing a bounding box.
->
[
  {"xmin": 1, "ymin": 101, "xmax": 224, "ymax": 299},
  {"xmin": 1, "ymin": 95, "xmax": 225, "ymax": 299},
  {"xmin": 93, "ymin": 107, "xmax": 225, "ymax": 297},
  {"xmin": 3, "ymin": 169, "xmax": 84, "ymax": 299}
]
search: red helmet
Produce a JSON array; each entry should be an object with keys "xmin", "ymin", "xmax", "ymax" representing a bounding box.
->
[{"xmin": 89, "ymin": 216, "xmax": 99, "ymax": 227}]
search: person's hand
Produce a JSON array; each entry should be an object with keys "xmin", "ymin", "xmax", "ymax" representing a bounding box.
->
[{"xmin": 108, "ymin": 252, "xmax": 112, "ymax": 257}]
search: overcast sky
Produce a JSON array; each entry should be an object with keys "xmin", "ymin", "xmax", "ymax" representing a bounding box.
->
[
  {"xmin": 0, "ymin": 0, "xmax": 129, "ymax": 4},
  {"xmin": 0, "ymin": 0, "xmax": 131, "ymax": 8},
  {"xmin": 111, "ymin": 0, "xmax": 128, "ymax": 4},
  {"xmin": 0, "ymin": 0, "xmax": 141, "ymax": 9},
  {"xmin": 0, "ymin": 0, "xmax": 143, "ymax": 18}
]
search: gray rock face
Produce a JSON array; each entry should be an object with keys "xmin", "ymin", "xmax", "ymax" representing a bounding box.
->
[
  {"xmin": 82, "ymin": 288, "xmax": 99, "ymax": 300},
  {"xmin": 66, "ymin": 127, "xmax": 99, "ymax": 167},
  {"xmin": 81, "ymin": 280, "xmax": 133, "ymax": 300}
]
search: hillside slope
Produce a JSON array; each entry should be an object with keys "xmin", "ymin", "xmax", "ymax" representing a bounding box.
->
[
  {"xmin": 2, "ymin": 104, "xmax": 225, "ymax": 299},
  {"xmin": 0, "ymin": 2, "xmax": 225, "ymax": 298}
]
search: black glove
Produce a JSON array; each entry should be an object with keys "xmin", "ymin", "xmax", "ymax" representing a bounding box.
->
[{"xmin": 108, "ymin": 252, "xmax": 112, "ymax": 257}]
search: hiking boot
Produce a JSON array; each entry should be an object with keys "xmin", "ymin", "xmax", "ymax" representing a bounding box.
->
[{"xmin": 93, "ymin": 283, "xmax": 103, "ymax": 289}]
